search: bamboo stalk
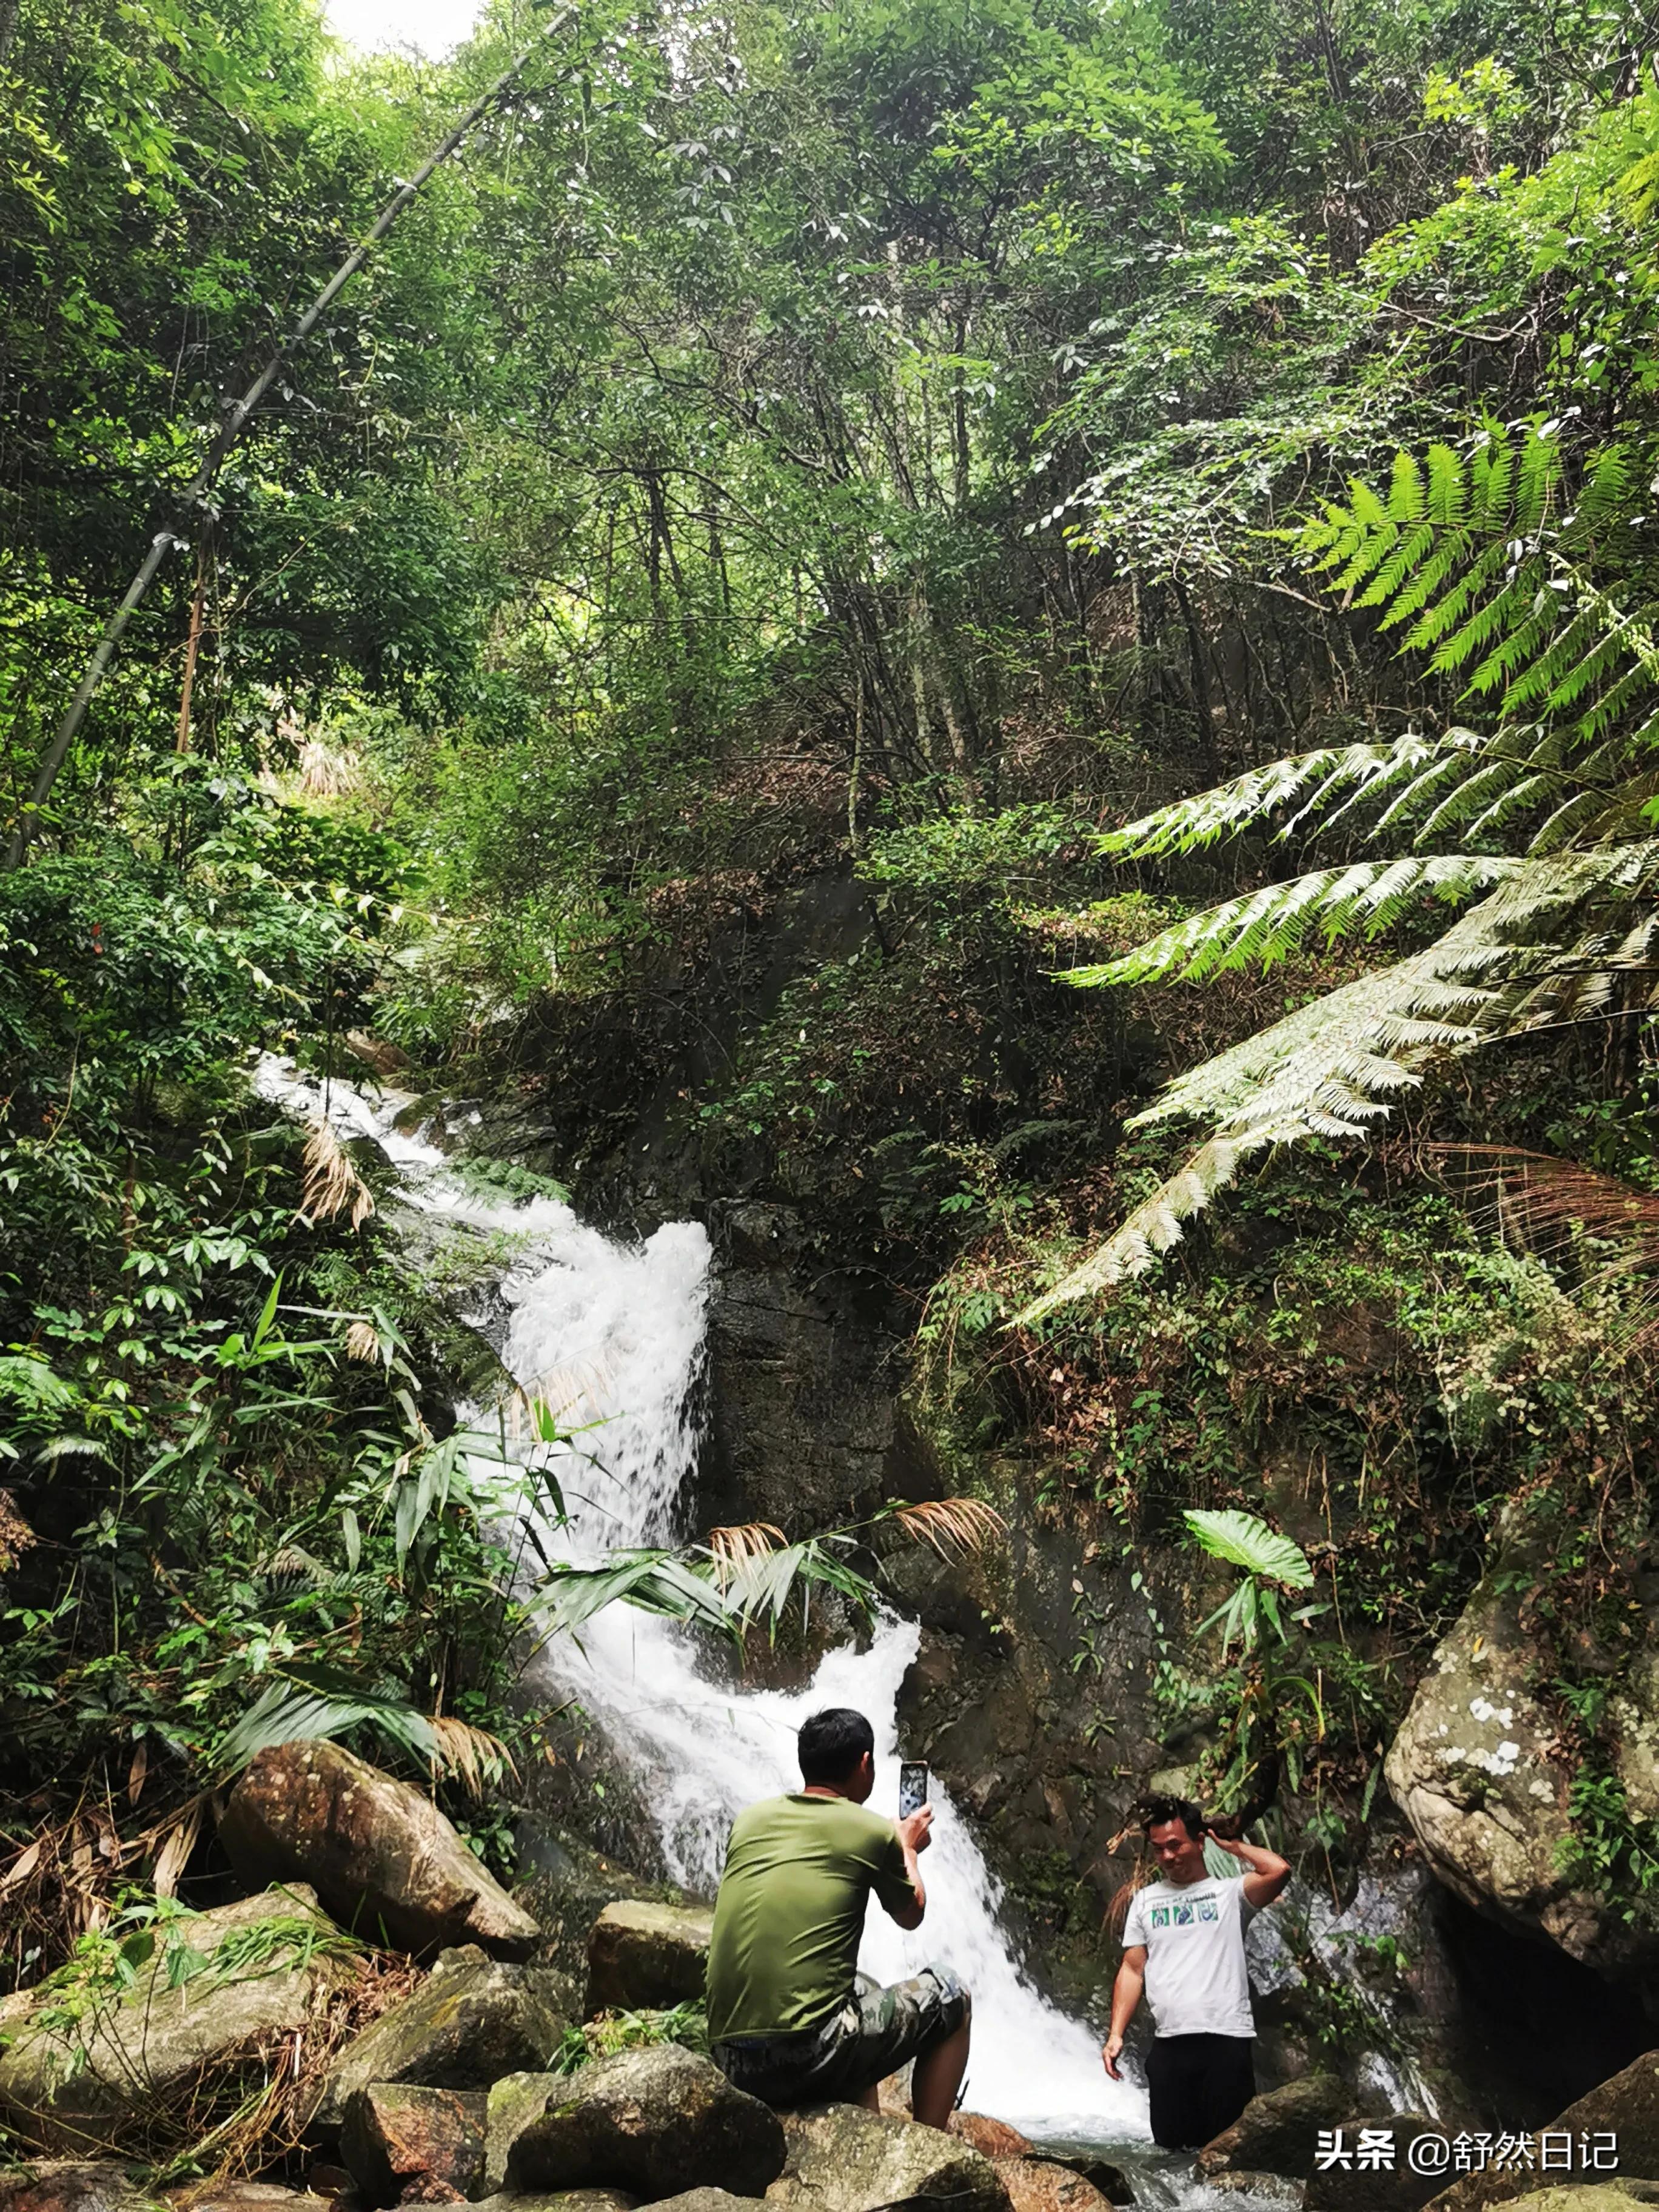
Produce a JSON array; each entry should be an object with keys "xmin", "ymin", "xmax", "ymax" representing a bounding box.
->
[{"xmin": 4, "ymin": 6, "xmax": 579, "ymax": 868}]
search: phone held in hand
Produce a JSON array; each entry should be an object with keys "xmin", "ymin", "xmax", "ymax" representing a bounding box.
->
[{"xmin": 899, "ymin": 1760, "xmax": 928, "ymax": 1819}]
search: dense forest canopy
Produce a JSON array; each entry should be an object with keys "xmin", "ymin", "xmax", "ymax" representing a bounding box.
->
[{"xmin": 7, "ymin": 0, "xmax": 1659, "ymax": 2037}]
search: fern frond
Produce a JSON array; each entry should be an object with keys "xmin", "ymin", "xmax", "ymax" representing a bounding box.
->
[
  {"xmin": 1012, "ymin": 1129, "xmax": 1289, "ymax": 1323},
  {"xmin": 1062, "ymin": 854, "xmax": 1515, "ymax": 988},
  {"xmin": 1096, "ymin": 734, "xmax": 1444, "ymax": 860}
]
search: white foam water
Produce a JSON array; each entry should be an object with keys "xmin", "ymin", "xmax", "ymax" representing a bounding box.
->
[{"xmin": 254, "ymin": 1058, "xmax": 1148, "ymax": 2143}]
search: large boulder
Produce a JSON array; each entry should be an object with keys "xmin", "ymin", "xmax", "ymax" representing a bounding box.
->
[
  {"xmin": 312, "ymin": 1945, "xmax": 568, "ymax": 2131},
  {"xmin": 219, "ymin": 1741, "xmax": 541, "ymax": 1961},
  {"xmin": 768, "ymin": 2104, "xmax": 1011, "ymax": 2212},
  {"xmin": 1033, "ymin": 2162, "xmax": 1131, "ymax": 2208},
  {"xmin": 485, "ymin": 2071, "xmax": 564, "ymax": 2192},
  {"xmin": 0, "ymin": 2168, "xmax": 166, "ymax": 2212},
  {"xmin": 1385, "ymin": 1556, "xmax": 1654, "ymax": 1974},
  {"xmin": 585, "ymin": 1903, "xmax": 712, "ymax": 2016},
  {"xmin": 990, "ymin": 2160, "xmax": 1114, "ymax": 2212},
  {"xmin": 340, "ymin": 2083, "xmax": 487, "ymax": 2205},
  {"xmin": 501, "ymin": 2046, "xmax": 785, "ymax": 2200},
  {"xmin": 1195, "ymin": 2074, "xmax": 1353, "ymax": 2179},
  {"xmin": 1426, "ymin": 2051, "xmax": 1659, "ymax": 2212},
  {"xmin": 0, "ymin": 1886, "xmax": 352, "ymax": 2153},
  {"xmin": 951, "ymin": 2116, "xmax": 1034, "ymax": 2159}
]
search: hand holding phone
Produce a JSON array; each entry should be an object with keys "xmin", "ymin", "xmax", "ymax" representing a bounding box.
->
[{"xmin": 899, "ymin": 1759, "xmax": 929, "ymax": 1820}]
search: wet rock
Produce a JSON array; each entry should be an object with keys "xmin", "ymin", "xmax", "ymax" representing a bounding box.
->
[
  {"xmin": 340, "ymin": 2083, "xmax": 487, "ymax": 2204},
  {"xmin": 950, "ymin": 2116, "xmax": 1034, "ymax": 2159},
  {"xmin": 1031, "ymin": 2160, "xmax": 1131, "ymax": 2207},
  {"xmin": 0, "ymin": 1886, "xmax": 351, "ymax": 2153},
  {"xmin": 768, "ymin": 2103, "xmax": 1011, "ymax": 2212},
  {"xmin": 990, "ymin": 2159, "xmax": 1113, "ymax": 2212},
  {"xmin": 0, "ymin": 2167, "xmax": 167, "ymax": 2212},
  {"xmin": 1426, "ymin": 2049, "xmax": 1659, "ymax": 2211},
  {"xmin": 585, "ymin": 1902, "xmax": 712, "ymax": 2016},
  {"xmin": 501, "ymin": 2046, "xmax": 785, "ymax": 2199},
  {"xmin": 219, "ymin": 1741, "xmax": 541, "ymax": 1961},
  {"xmin": 313, "ymin": 1946, "xmax": 568, "ymax": 2131},
  {"xmin": 346, "ymin": 1033, "xmax": 411, "ymax": 1078},
  {"xmin": 1196, "ymin": 2073, "xmax": 1352, "ymax": 2179}
]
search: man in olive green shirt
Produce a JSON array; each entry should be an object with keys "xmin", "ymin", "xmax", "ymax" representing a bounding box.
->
[{"xmin": 706, "ymin": 1708, "xmax": 971, "ymax": 2127}]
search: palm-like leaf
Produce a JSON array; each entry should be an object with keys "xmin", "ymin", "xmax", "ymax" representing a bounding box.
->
[
  {"xmin": 1184, "ymin": 1509, "xmax": 1313, "ymax": 1588},
  {"xmin": 210, "ymin": 1664, "xmax": 442, "ymax": 1778}
]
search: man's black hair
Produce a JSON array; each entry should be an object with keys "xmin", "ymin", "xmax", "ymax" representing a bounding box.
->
[
  {"xmin": 799, "ymin": 1707, "xmax": 875, "ymax": 1786},
  {"xmin": 1138, "ymin": 1792, "xmax": 1207, "ymax": 1842}
]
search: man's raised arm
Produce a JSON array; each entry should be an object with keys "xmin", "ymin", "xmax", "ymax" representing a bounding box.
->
[
  {"xmin": 1212, "ymin": 1832, "xmax": 1291, "ymax": 1907},
  {"xmin": 883, "ymin": 1806, "xmax": 931, "ymax": 1931}
]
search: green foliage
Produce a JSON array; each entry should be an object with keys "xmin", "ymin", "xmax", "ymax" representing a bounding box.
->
[{"xmin": 551, "ymin": 2000, "xmax": 710, "ymax": 2075}]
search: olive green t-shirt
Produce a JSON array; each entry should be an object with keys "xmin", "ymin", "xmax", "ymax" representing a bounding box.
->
[{"xmin": 705, "ymin": 1792, "xmax": 914, "ymax": 2042}]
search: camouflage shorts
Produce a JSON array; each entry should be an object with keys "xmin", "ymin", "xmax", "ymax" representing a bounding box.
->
[{"xmin": 713, "ymin": 1966, "xmax": 968, "ymax": 2108}]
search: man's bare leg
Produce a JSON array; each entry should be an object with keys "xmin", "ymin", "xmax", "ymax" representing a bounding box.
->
[{"xmin": 910, "ymin": 1995, "xmax": 972, "ymax": 2131}]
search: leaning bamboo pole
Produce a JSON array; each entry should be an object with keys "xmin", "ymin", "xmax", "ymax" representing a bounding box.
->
[{"xmin": 4, "ymin": 5, "xmax": 578, "ymax": 868}]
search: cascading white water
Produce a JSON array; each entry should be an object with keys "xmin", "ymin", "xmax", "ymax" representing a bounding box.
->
[{"xmin": 255, "ymin": 1059, "xmax": 1148, "ymax": 2143}]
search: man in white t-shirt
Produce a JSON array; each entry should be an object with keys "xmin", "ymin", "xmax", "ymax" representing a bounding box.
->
[{"xmin": 1102, "ymin": 1794, "xmax": 1290, "ymax": 2150}]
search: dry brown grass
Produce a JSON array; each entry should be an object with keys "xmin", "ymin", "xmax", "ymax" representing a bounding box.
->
[
  {"xmin": 297, "ymin": 1118, "xmax": 374, "ymax": 1232},
  {"xmin": 708, "ymin": 1522, "xmax": 788, "ymax": 1586},
  {"xmin": 890, "ymin": 1496, "xmax": 1007, "ymax": 1561},
  {"xmin": 429, "ymin": 1717, "xmax": 517, "ymax": 1797}
]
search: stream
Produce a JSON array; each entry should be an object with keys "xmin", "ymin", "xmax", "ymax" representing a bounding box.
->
[{"xmin": 255, "ymin": 1059, "xmax": 1302, "ymax": 2197}]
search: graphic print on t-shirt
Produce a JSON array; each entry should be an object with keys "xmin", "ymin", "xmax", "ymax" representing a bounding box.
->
[{"xmin": 1120, "ymin": 1875, "xmax": 1258, "ymax": 2040}]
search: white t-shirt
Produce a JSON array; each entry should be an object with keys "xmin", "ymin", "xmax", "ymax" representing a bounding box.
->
[{"xmin": 1120, "ymin": 1873, "xmax": 1257, "ymax": 2039}]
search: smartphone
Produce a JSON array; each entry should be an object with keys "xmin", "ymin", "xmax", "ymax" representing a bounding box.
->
[{"xmin": 899, "ymin": 1760, "xmax": 928, "ymax": 1819}]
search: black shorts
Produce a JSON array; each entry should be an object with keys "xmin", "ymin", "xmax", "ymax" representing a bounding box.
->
[
  {"xmin": 1145, "ymin": 2032, "xmax": 1255, "ymax": 2150},
  {"xmin": 712, "ymin": 1966, "xmax": 967, "ymax": 2108}
]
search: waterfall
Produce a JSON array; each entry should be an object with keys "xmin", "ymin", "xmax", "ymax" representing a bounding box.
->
[{"xmin": 255, "ymin": 1060, "xmax": 1148, "ymax": 2143}]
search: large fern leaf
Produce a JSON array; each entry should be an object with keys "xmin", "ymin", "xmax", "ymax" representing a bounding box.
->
[{"xmin": 1060, "ymin": 853, "xmax": 1515, "ymax": 987}]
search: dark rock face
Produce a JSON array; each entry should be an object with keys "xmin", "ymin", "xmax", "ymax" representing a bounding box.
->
[
  {"xmin": 585, "ymin": 1902, "xmax": 712, "ymax": 2016},
  {"xmin": 1426, "ymin": 2049, "xmax": 1659, "ymax": 2212},
  {"xmin": 340, "ymin": 2083, "xmax": 487, "ymax": 2205},
  {"xmin": 770, "ymin": 2103, "xmax": 1011, "ymax": 2212},
  {"xmin": 0, "ymin": 1887, "xmax": 349, "ymax": 2153},
  {"xmin": 219, "ymin": 1741, "xmax": 541, "ymax": 1961},
  {"xmin": 0, "ymin": 2167, "xmax": 167, "ymax": 2212},
  {"xmin": 699, "ymin": 1200, "xmax": 905, "ymax": 1534},
  {"xmin": 501, "ymin": 2046, "xmax": 785, "ymax": 2200},
  {"xmin": 313, "ymin": 1946, "xmax": 568, "ymax": 2132},
  {"xmin": 1196, "ymin": 2074, "xmax": 1354, "ymax": 2179}
]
